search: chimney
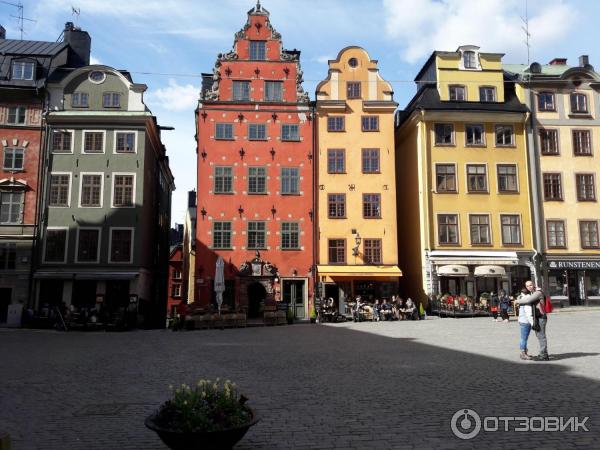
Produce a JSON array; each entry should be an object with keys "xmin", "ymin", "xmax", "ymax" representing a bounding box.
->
[
  {"xmin": 549, "ymin": 58, "xmax": 567, "ymax": 65},
  {"xmin": 63, "ymin": 22, "xmax": 91, "ymax": 67},
  {"xmin": 188, "ymin": 190, "xmax": 197, "ymax": 208},
  {"xmin": 0, "ymin": 25, "xmax": 6, "ymax": 39},
  {"xmin": 579, "ymin": 55, "xmax": 590, "ymax": 67}
]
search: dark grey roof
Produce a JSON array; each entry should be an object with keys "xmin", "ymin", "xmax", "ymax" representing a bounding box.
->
[{"xmin": 0, "ymin": 39, "xmax": 66, "ymax": 56}]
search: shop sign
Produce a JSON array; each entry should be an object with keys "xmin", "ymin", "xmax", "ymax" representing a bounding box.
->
[{"xmin": 547, "ymin": 260, "xmax": 600, "ymax": 270}]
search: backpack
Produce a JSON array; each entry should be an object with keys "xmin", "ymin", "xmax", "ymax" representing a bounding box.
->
[{"xmin": 544, "ymin": 296, "xmax": 553, "ymax": 313}]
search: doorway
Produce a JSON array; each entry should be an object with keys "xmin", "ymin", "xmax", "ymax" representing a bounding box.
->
[
  {"xmin": 0, "ymin": 288, "xmax": 11, "ymax": 323},
  {"xmin": 106, "ymin": 280, "xmax": 130, "ymax": 311},
  {"xmin": 283, "ymin": 279, "xmax": 305, "ymax": 319},
  {"xmin": 247, "ymin": 282, "xmax": 266, "ymax": 319}
]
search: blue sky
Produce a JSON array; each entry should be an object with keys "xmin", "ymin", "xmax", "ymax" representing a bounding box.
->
[{"xmin": 1, "ymin": 0, "xmax": 597, "ymax": 225}]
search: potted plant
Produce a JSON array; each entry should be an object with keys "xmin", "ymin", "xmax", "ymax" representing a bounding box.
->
[
  {"xmin": 145, "ymin": 379, "xmax": 259, "ymax": 450},
  {"xmin": 286, "ymin": 306, "xmax": 294, "ymax": 325},
  {"xmin": 309, "ymin": 304, "xmax": 317, "ymax": 324}
]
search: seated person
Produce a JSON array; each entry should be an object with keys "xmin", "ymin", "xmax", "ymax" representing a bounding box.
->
[
  {"xmin": 405, "ymin": 298, "xmax": 418, "ymax": 320},
  {"xmin": 372, "ymin": 299, "xmax": 381, "ymax": 321},
  {"xmin": 381, "ymin": 299, "xmax": 393, "ymax": 321},
  {"xmin": 352, "ymin": 296, "xmax": 363, "ymax": 322}
]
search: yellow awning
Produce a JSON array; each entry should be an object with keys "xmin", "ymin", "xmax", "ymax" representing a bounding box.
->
[{"xmin": 317, "ymin": 265, "xmax": 402, "ymax": 278}]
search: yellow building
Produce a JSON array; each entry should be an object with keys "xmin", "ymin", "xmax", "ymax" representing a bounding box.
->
[
  {"xmin": 396, "ymin": 46, "xmax": 535, "ymax": 303},
  {"xmin": 315, "ymin": 46, "xmax": 401, "ymax": 313},
  {"xmin": 507, "ymin": 56, "xmax": 600, "ymax": 306}
]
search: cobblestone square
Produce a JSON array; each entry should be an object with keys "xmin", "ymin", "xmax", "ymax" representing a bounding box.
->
[{"xmin": 1, "ymin": 311, "xmax": 599, "ymax": 449}]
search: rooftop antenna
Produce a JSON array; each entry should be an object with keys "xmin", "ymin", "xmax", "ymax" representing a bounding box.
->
[
  {"xmin": 71, "ymin": 6, "xmax": 80, "ymax": 26},
  {"xmin": 1, "ymin": 1, "xmax": 36, "ymax": 40},
  {"xmin": 520, "ymin": 0, "xmax": 531, "ymax": 65}
]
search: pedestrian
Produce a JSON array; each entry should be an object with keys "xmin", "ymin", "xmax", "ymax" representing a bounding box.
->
[
  {"xmin": 516, "ymin": 288, "xmax": 534, "ymax": 360},
  {"xmin": 517, "ymin": 281, "xmax": 550, "ymax": 361},
  {"xmin": 499, "ymin": 289, "xmax": 510, "ymax": 323},
  {"xmin": 352, "ymin": 295, "xmax": 362, "ymax": 322},
  {"xmin": 490, "ymin": 291, "xmax": 499, "ymax": 322}
]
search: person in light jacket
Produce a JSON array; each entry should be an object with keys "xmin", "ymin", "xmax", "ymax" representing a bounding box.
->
[
  {"xmin": 516, "ymin": 288, "xmax": 534, "ymax": 360},
  {"xmin": 516, "ymin": 281, "xmax": 549, "ymax": 361}
]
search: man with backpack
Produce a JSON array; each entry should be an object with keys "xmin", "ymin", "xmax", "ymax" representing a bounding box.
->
[{"xmin": 516, "ymin": 280, "xmax": 552, "ymax": 361}]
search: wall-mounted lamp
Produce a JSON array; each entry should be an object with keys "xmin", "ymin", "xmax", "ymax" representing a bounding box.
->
[
  {"xmin": 308, "ymin": 209, "xmax": 314, "ymax": 221},
  {"xmin": 292, "ymin": 269, "xmax": 298, "ymax": 276},
  {"xmin": 352, "ymin": 231, "xmax": 362, "ymax": 256},
  {"xmin": 238, "ymin": 205, "xmax": 244, "ymax": 217},
  {"xmin": 270, "ymin": 205, "xmax": 277, "ymax": 218},
  {"xmin": 270, "ymin": 147, "xmax": 276, "ymax": 159},
  {"xmin": 239, "ymin": 147, "xmax": 246, "ymax": 159},
  {"xmin": 201, "ymin": 148, "xmax": 207, "ymax": 160},
  {"xmin": 254, "ymin": 67, "xmax": 260, "ymax": 76},
  {"xmin": 200, "ymin": 207, "xmax": 207, "ymax": 219}
]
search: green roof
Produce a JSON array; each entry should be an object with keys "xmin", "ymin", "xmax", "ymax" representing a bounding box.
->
[{"xmin": 503, "ymin": 63, "xmax": 572, "ymax": 76}]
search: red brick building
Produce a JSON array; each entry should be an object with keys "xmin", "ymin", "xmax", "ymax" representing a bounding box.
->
[
  {"xmin": 196, "ymin": 2, "xmax": 314, "ymax": 320},
  {"xmin": 167, "ymin": 244, "xmax": 184, "ymax": 317}
]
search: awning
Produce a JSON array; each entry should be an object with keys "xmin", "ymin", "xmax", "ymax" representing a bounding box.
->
[
  {"xmin": 474, "ymin": 265, "xmax": 506, "ymax": 277},
  {"xmin": 33, "ymin": 271, "xmax": 138, "ymax": 280},
  {"xmin": 317, "ymin": 265, "xmax": 402, "ymax": 278},
  {"xmin": 429, "ymin": 250, "xmax": 518, "ymax": 266},
  {"xmin": 437, "ymin": 265, "xmax": 469, "ymax": 277}
]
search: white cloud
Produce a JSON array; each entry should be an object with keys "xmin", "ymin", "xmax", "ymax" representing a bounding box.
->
[
  {"xmin": 383, "ymin": 0, "xmax": 579, "ymax": 64},
  {"xmin": 89, "ymin": 55, "xmax": 102, "ymax": 65},
  {"xmin": 145, "ymin": 79, "xmax": 199, "ymax": 112},
  {"xmin": 314, "ymin": 55, "xmax": 333, "ymax": 64}
]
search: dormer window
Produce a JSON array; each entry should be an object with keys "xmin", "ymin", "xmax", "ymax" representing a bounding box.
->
[
  {"xmin": 103, "ymin": 92, "xmax": 121, "ymax": 108},
  {"xmin": 449, "ymin": 85, "xmax": 466, "ymax": 101},
  {"xmin": 249, "ymin": 41, "xmax": 266, "ymax": 60},
  {"xmin": 458, "ymin": 46, "xmax": 481, "ymax": 70},
  {"xmin": 11, "ymin": 61, "xmax": 35, "ymax": 80},
  {"xmin": 463, "ymin": 51, "xmax": 476, "ymax": 69},
  {"xmin": 479, "ymin": 86, "xmax": 496, "ymax": 102}
]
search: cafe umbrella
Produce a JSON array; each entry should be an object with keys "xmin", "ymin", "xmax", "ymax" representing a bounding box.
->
[{"xmin": 215, "ymin": 256, "xmax": 226, "ymax": 315}]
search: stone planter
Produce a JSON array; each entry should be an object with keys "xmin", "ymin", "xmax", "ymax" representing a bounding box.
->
[{"xmin": 145, "ymin": 408, "xmax": 259, "ymax": 450}]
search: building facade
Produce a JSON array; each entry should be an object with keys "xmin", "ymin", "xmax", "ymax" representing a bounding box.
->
[
  {"xmin": 0, "ymin": 23, "xmax": 90, "ymax": 323},
  {"xmin": 33, "ymin": 64, "xmax": 174, "ymax": 327},
  {"xmin": 507, "ymin": 56, "xmax": 600, "ymax": 306},
  {"xmin": 196, "ymin": 2, "xmax": 314, "ymax": 320},
  {"xmin": 167, "ymin": 244, "xmax": 183, "ymax": 317},
  {"xmin": 182, "ymin": 190, "xmax": 196, "ymax": 304},
  {"xmin": 315, "ymin": 46, "xmax": 401, "ymax": 314},
  {"xmin": 396, "ymin": 46, "xmax": 535, "ymax": 303}
]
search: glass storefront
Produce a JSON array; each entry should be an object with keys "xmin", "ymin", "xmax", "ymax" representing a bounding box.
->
[{"xmin": 546, "ymin": 266, "xmax": 600, "ymax": 306}]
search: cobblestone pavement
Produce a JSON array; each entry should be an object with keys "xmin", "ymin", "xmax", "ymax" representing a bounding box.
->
[{"xmin": 1, "ymin": 311, "xmax": 599, "ymax": 449}]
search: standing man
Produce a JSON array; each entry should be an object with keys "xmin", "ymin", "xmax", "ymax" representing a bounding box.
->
[{"xmin": 516, "ymin": 280, "xmax": 549, "ymax": 361}]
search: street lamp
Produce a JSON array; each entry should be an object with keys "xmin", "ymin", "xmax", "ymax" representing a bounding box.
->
[{"xmin": 352, "ymin": 231, "xmax": 361, "ymax": 256}]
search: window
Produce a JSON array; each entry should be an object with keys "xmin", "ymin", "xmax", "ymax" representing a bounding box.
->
[
  {"xmin": 362, "ymin": 194, "xmax": 381, "ymax": 218},
  {"xmin": 348, "ymin": 58, "xmax": 358, "ymax": 68},
  {"xmin": 580, "ymin": 221, "xmax": 599, "ymax": 248},
  {"xmin": 495, "ymin": 125, "xmax": 514, "ymax": 146},
  {"xmin": 327, "ymin": 116, "xmax": 345, "ymax": 132},
  {"xmin": 0, "ymin": 243, "xmax": 16, "ymax": 270},
  {"xmin": 110, "ymin": 229, "xmax": 133, "ymax": 262},
  {"xmin": 281, "ymin": 222, "xmax": 299, "ymax": 249},
  {"xmin": 327, "ymin": 149, "xmax": 345, "ymax": 173},
  {"xmin": 501, "ymin": 215, "xmax": 521, "ymax": 245},
  {"xmin": 497, "ymin": 165, "xmax": 518, "ymax": 193},
  {"xmin": 71, "ymin": 92, "xmax": 89, "ymax": 108},
  {"xmin": 543, "ymin": 173, "xmax": 562, "ymax": 200},
  {"xmin": 248, "ymin": 167, "xmax": 267, "ymax": 194},
  {"xmin": 347, "ymin": 82, "xmax": 361, "ymax": 99},
  {"xmin": 102, "ymin": 92, "xmax": 121, "ymax": 108},
  {"xmin": 363, "ymin": 239, "xmax": 382, "ymax": 264},
  {"xmin": 247, "ymin": 221, "xmax": 266, "ymax": 249},
  {"xmin": 328, "ymin": 194, "xmax": 346, "ymax": 218},
  {"xmin": 214, "ymin": 166, "xmax": 233, "ymax": 193},
  {"xmin": 44, "ymin": 229, "xmax": 67, "ymax": 263},
  {"xmin": 281, "ymin": 167, "xmax": 299, "ymax": 194},
  {"xmin": 0, "ymin": 192, "xmax": 23, "ymax": 224},
  {"xmin": 470, "ymin": 215, "xmax": 491, "ymax": 245},
  {"xmin": 570, "ymin": 93, "xmax": 588, "ymax": 114},
  {"xmin": 537, "ymin": 92, "xmax": 555, "ymax": 111},
  {"xmin": 113, "ymin": 175, "xmax": 135, "ymax": 207},
  {"xmin": 449, "ymin": 85, "xmax": 465, "ymax": 101},
  {"xmin": 171, "ymin": 284, "xmax": 182, "ymax": 298},
  {"xmin": 77, "ymin": 228, "xmax": 100, "ymax": 263},
  {"xmin": 573, "ymin": 130, "xmax": 592, "ymax": 155},
  {"xmin": 539, "ymin": 129, "xmax": 559, "ymax": 155},
  {"xmin": 434, "ymin": 123, "xmax": 454, "ymax": 145},
  {"xmin": 248, "ymin": 124, "xmax": 266, "ymax": 140},
  {"xmin": 7, "ymin": 106, "xmax": 26, "ymax": 125},
  {"xmin": 463, "ymin": 51, "xmax": 476, "ymax": 69},
  {"xmin": 173, "ymin": 269, "xmax": 182, "ymax": 279},
  {"xmin": 115, "ymin": 132, "xmax": 136, "ymax": 153},
  {"xmin": 479, "ymin": 86, "xmax": 496, "ymax": 102},
  {"xmin": 465, "ymin": 124, "xmax": 484, "ymax": 145},
  {"xmin": 215, "ymin": 123, "xmax": 234, "ymax": 140},
  {"xmin": 80, "ymin": 174, "xmax": 102, "ymax": 207},
  {"xmin": 438, "ymin": 214, "xmax": 459, "ymax": 245},
  {"xmin": 467, "ymin": 164, "xmax": 487, "ymax": 192},
  {"xmin": 213, "ymin": 222, "xmax": 232, "ymax": 249},
  {"xmin": 328, "ymin": 239, "xmax": 346, "ymax": 264},
  {"xmin": 264, "ymin": 81, "xmax": 282, "ymax": 101},
  {"xmin": 52, "ymin": 131, "xmax": 72, "ymax": 153},
  {"xmin": 361, "ymin": 116, "xmax": 379, "ymax": 131},
  {"xmin": 83, "ymin": 132, "xmax": 104, "ymax": 153},
  {"xmin": 49, "ymin": 174, "xmax": 70, "ymax": 207},
  {"xmin": 281, "ymin": 124, "xmax": 299, "ymax": 141},
  {"xmin": 232, "ymin": 81, "xmax": 250, "ymax": 101},
  {"xmin": 11, "ymin": 61, "xmax": 35, "ymax": 80},
  {"xmin": 361, "ymin": 149, "xmax": 380, "ymax": 173},
  {"xmin": 546, "ymin": 220, "xmax": 566, "ymax": 249},
  {"xmin": 89, "ymin": 71, "xmax": 105, "ymax": 83},
  {"xmin": 436, "ymin": 164, "xmax": 456, "ymax": 192},
  {"xmin": 249, "ymin": 41, "xmax": 266, "ymax": 60},
  {"xmin": 576, "ymin": 174, "xmax": 596, "ymax": 201},
  {"xmin": 3, "ymin": 148, "xmax": 24, "ymax": 171}
]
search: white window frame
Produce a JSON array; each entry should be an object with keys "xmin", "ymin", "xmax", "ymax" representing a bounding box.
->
[
  {"xmin": 479, "ymin": 86, "xmax": 496, "ymax": 102},
  {"xmin": 78, "ymin": 172, "xmax": 105, "ymax": 208},
  {"xmin": 108, "ymin": 227, "xmax": 135, "ymax": 264},
  {"xmin": 48, "ymin": 171, "xmax": 73, "ymax": 208},
  {"xmin": 495, "ymin": 163, "xmax": 520, "ymax": 194},
  {"xmin": 465, "ymin": 162, "xmax": 489, "ymax": 193},
  {"xmin": 465, "ymin": 124, "xmax": 486, "ymax": 146},
  {"xmin": 75, "ymin": 226, "xmax": 102, "ymax": 264},
  {"xmin": 468, "ymin": 213, "xmax": 493, "ymax": 246},
  {"xmin": 51, "ymin": 129, "xmax": 75, "ymax": 154},
  {"xmin": 7, "ymin": 106, "xmax": 26, "ymax": 125},
  {"xmin": 113, "ymin": 130, "xmax": 138, "ymax": 154},
  {"xmin": 436, "ymin": 212, "xmax": 461, "ymax": 246},
  {"xmin": 11, "ymin": 61, "xmax": 35, "ymax": 80},
  {"xmin": 111, "ymin": 172, "xmax": 137, "ymax": 208},
  {"xmin": 448, "ymin": 85, "xmax": 466, "ymax": 101},
  {"xmin": 42, "ymin": 226, "xmax": 69, "ymax": 264},
  {"xmin": 81, "ymin": 130, "xmax": 106, "ymax": 154},
  {"xmin": 71, "ymin": 92, "xmax": 89, "ymax": 108},
  {"xmin": 2, "ymin": 147, "xmax": 25, "ymax": 171},
  {"xmin": 433, "ymin": 162, "xmax": 458, "ymax": 193},
  {"xmin": 499, "ymin": 213, "xmax": 523, "ymax": 246}
]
